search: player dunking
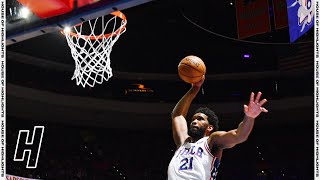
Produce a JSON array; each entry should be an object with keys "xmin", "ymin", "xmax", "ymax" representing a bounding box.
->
[{"xmin": 167, "ymin": 77, "xmax": 268, "ymax": 179}]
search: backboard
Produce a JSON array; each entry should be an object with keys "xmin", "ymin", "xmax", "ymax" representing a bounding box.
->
[{"xmin": 6, "ymin": 0, "xmax": 153, "ymax": 46}]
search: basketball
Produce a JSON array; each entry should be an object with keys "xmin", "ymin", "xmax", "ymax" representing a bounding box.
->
[{"xmin": 178, "ymin": 55, "xmax": 206, "ymax": 84}]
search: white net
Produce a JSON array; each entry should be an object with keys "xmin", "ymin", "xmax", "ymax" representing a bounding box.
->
[{"xmin": 63, "ymin": 11, "xmax": 127, "ymax": 88}]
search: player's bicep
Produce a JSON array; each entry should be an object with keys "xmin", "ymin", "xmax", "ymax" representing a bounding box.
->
[
  {"xmin": 172, "ymin": 115, "xmax": 189, "ymax": 147},
  {"xmin": 209, "ymin": 130, "xmax": 240, "ymax": 149}
]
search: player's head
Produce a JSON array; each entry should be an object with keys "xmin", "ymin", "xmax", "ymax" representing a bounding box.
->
[{"xmin": 189, "ymin": 107, "xmax": 219, "ymax": 139}]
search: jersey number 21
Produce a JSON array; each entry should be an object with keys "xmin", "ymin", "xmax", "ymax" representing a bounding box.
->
[{"xmin": 179, "ymin": 157, "xmax": 194, "ymax": 170}]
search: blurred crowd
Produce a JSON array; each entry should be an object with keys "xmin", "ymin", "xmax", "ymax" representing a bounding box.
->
[
  {"xmin": 6, "ymin": 117, "xmax": 312, "ymax": 180},
  {"xmin": 6, "ymin": 117, "xmax": 171, "ymax": 180}
]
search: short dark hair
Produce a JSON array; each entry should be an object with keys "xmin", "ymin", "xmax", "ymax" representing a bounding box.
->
[{"xmin": 194, "ymin": 107, "xmax": 219, "ymax": 132}]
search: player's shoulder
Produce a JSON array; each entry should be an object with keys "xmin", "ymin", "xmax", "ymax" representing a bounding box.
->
[
  {"xmin": 210, "ymin": 130, "xmax": 228, "ymax": 137},
  {"xmin": 207, "ymin": 131, "xmax": 228, "ymax": 145}
]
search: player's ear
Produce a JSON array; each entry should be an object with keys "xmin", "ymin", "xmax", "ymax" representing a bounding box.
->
[{"xmin": 207, "ymin": 125, "xmax": 214, "ymax": 132}]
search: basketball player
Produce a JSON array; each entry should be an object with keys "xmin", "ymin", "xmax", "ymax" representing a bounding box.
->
[{"xmin": 167, "ymin": 77, "xmax": 268, "ymax": 179}]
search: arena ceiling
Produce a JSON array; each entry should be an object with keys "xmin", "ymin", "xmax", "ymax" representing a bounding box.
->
[{"xmin": 5, "ymin": 0, "xmax": 313, "ymax": 128}]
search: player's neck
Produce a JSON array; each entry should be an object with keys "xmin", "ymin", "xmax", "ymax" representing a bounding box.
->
[{"xmin": 190, "ymin": 136, "xmax": 205, "ymax": 143}]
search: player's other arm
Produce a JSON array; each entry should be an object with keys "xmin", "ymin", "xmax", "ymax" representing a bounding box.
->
[
  {"xmin": 171, "ymin": 78, "xmax": 204, "ymax": 147},
  {"xmin": 208, "ymin": 92, "xmax": 268, "ymax": 149}
]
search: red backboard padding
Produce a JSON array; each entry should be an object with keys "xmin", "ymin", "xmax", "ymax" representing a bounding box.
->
[
  {"xmin": 78, "ymin": 0, "xmax": 100, "ymax": 8},
  {"xmin": 17, "ymin": 0, "xmax": 74, "ymax": 19}
]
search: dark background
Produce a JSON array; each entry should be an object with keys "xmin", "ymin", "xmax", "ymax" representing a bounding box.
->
[{"xmin": 6, "ymin": 0, "xmax": 313, "ymax": 179}]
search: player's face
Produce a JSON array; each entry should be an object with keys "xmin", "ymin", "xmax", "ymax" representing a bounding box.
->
[{"xmin": 189, "ymin": 113, "xmax": 210, "ymax": 138}]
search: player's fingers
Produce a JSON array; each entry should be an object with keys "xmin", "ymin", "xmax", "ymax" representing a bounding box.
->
[
  {"xmin": 197, "ymin": 76, "xmax": 205, "ymax": 83},
  {"xmin": 258, "ymin": 99, "xmax": 267, "ymax": 106},
  {"xmin": 255, "ymin": 92, "xmax": 262, "ymax": 103},
  {"xmin": 244, "ymin": 105, "xmax": 249, "ymax": 112},
  {"xmin": 261, "ymin": 107, "xmax": 268, "ymax": 113},
  {"xmin": 249, "ymin": 92, "xmax": 254, "ymax": 103}
]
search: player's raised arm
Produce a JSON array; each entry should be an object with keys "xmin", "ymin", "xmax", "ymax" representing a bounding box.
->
[
  {"xmin": 171, "ymin": 78, "xmax": 204, "ymax": 147},
  {"xmin": 208, "ymin": 92, "xmax": 268, "ymax": 149}
]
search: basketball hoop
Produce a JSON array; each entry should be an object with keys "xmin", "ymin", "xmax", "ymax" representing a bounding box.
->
[{"xmin": 62, "ymin": 11, "xmax": 127, "ymax": 88}]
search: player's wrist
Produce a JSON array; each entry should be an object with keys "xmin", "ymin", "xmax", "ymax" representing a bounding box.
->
[
  {"xmin": 190, "ymin": 85, "xmax": 201, "ymax": 94},
  {"xmin": 244, "ymin": 115, "xmax": 255, "ymax": 120},
  {"xmin": 191, "ymin": 84, "xmax": 201, "ymax": 89}
]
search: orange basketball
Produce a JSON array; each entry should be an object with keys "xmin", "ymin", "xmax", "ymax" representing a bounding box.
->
[{"xmin": 178, "ymin": 55, "xmax": 206, "ymax": 84}]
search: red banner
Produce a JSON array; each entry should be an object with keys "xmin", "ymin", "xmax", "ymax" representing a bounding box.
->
[
  {"xmin": 272, "ymin": 0, "xmax": 288, "ymax": 29},
  {"xmin": 235, "ymin": 0, "xmax": 271, "ymax": 39},
  {"xmin": 6, "ymin": 174, "xmax": 40, "ymax": 180}
]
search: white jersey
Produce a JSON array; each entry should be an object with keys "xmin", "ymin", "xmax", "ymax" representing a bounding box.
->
[{"xmin": 167, "ymin": 137, "xmax": 220, "ymax": 180}]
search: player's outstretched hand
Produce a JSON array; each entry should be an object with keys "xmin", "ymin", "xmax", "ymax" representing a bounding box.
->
[
  {"xmin": 192, "ymin": 75, "xmax": 205, "ymax": 88},
  {"xmin": 244, "ymin": 92, "xmax": 268, "ymax": 118}
]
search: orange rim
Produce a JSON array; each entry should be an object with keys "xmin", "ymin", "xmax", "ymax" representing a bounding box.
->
[{"xmin": 61, "ymin": 11, "xmax": 127, "ymax": 40}]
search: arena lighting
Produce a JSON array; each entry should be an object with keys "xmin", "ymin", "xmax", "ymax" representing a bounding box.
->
[
  {"xmin": 9, "ymin": 7, "xmax": 17, "ymax": 16},
  {"xmin": 125, "ymin": 84, "xmax": 154, "ymax": 95},
  {"xmin": 64, "ymin": 26, "xmax": 72, "ymax": 33},
  {"xmin": 19, "ymin": 7, "xmax": 31, "ymax": 18},
  {"xmin": 243, "ymin": 54, "xmax": 251, "ymax": 58}
]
